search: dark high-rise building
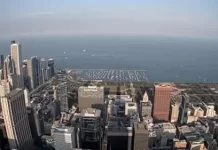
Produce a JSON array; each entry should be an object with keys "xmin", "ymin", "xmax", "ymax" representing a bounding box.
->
[
  {"xmin": 133, "ymin": 122, "xmax": 149, "ymax": 150},
  {"xmin": 153, "ymin": 84, "xmax": 172, "ymax": 123},
  {"xmin": 27, "ymin": 56, "xmax": 39, "ymax": 90},
  {"xmin": 35, "ymin": 57, "xmax": 41, "ymax": 86},
  {"xmin": 27, "ymin": 106, "xmax": 41, "ymax": 147},
  {"xmin": 106, "ymin": 117, "xmax": 133, "ymax": 150},
  {"xmin": 47, "ymin": 58, "xmax": 55, "ymax": 76},
  {"xmin": 179, "ymin": 93, "xmax": 189, "ymax": 125},
  {"xmin": 78, "ymin": 86, "xmax": 104, "ymax": 112},
  {"xmin": 0, "ymin": 55, "xmax": 3, "ymax": 69},
  {"xmin": 80, "ymin": 108, "xmax": 101, "ymax": 150}
]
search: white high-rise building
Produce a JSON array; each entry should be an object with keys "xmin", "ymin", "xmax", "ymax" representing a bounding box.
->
[
  {"xmin": 1, "ymin": 88, "xmax": 34, "ymax": 150},
  {"xmin": 10, "ymin": 41, "xmax": 24, "ymax": 88},
  {"xmin": 24, "ymin": 88, "xmax": 30, "ymax": 106}
]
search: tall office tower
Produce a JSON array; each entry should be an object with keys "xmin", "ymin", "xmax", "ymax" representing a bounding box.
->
[
  {"xmin": 47, "ymin": 58, "xmax": 55, "ymax": 76},
  {"xmin": 80, "ymin": 108, "xmax": 101, "ymax": 150},
  {"xmin": 0, "ymin": 55, "xmax": 3, "ymax": 70},
  {"xmin": 27, "ymin": 57, "xmax": 39, "ymax": 90},
  {"xmin": 0, "ymin": 54, "xmax": 4, "ymax": 80},
  {"xmin": 41, "ymin": 68, "xmax": 46, "ymax": 84},
  {"xmin": 179, "ymin": 93, "xmax": 189, "ymax": 125},
  {"xmin": 53, "ymin": 126, "xmax": 76, "ymax": 150},
  {"xmin": 3, "ymin": 55, "xmax": 12, "ymax": 80},
  {"xmin": 26, "ymin": 107, "xmax": 41, "ymax": 147},
  {"xmin": 78, "ymin": 86, "xmax": 104, "ymax": 111},
  {"xmin": 133, "ymin": 122, "xmax": 149, "ymax": 150},
  {"xmin": 0, "ymin": 69, "xmax": 3, "ymax": 80},
  {"xmin": 153, "ymin": 84, "xmax": 172, "ymax": 123},
  {"xmin": 45, "ymin": 66, "xmax": 52, "ymax": 80},
  {"xmin": 40, "ymin": 58, "xmax": 47, "ymax": 69},
  {"xmin": 0, "ymin": 88, "xmax": 34, "ymax": 150},
  {"xmin": 57, "ymin": 82, "xmax": 69, "ymax": 112},
  {"xmin": 23, "ymin": 63, "xmax": 28, "ymax": 87},
  {"xmin": 8, "ymin": 73, "xmax": 17, "ymax": 90},
  {"xmin": 106, "ymin": 116, "xmax": 133, "ymax": 150},
  {"xmin": 40, "ymin": 58, "xmax": 47, "ymax": 84},
  {"xmin": 10, "ymin": 41, "xmax": 24, "ymax": 88},
  {"xmin": 35, "ymin": 57, "xmax": 41, "ymax": 85}
]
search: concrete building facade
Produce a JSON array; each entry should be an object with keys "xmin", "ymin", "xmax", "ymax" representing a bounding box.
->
[
  {"xmin": 153, "ymin": 84, "xmax": 172, "ymax": 122},
  {"xmin": 140, "ymin": 100, "xmax": 152, "ymax": 117},
  {"xmin": 78, "ymin": 86, "xmax": 104, "ymax": 111},
  {"xmin": 0, "ymin": 88, "xmax": 34, "ymax": 150},
  {"xmin": 170, "ymin": 103, "xmax": 180, "ymax": 123},
  {"xmin": 53, "ymin": 126, "xmax": 75, "ymax": 150}
]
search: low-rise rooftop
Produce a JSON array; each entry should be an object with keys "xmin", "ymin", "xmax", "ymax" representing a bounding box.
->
[{"xmin": 80, "ymin": 108, "xmax": 101, "ymax": 117}]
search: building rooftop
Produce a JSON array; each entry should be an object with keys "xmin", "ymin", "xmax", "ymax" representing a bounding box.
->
[
  {"xmin": 107, "ymin": 116, "xmax": 133, "ymax": 133},
  {"xmin": 134, "ymin": 122, "xmax": 149, "ymax": 134},
  {"xmin": 3, "ymin": 88, "xmax": 23, "ymax": 98},
  {"xmin": 141, "ymin": 100, "xmax": 152, "ymax": 106},
  {"xmin": 79, "ymin": 86, "xmax": 104, "ymax": 90},
  {"xmin": 80, "ymin": 108, "xmax": 101, "ymax": 117},
  {"xmin": 53, "ymin": 126, "xmax": 73, "ymax": 134},
  {"xmin": 155, "ymin": 83, "xmax": 172, "ymax": 88},
  {"xmin": 153, "ymin": 123, "xmax": 176, "ymax": 130}
]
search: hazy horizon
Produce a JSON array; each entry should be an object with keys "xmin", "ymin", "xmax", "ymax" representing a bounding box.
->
[{"xmin": 1, "ymin": 0, "xmax": 218, "ymax": 39}]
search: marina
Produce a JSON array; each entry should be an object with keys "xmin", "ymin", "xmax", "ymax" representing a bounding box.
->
[{"xmin": 69, "ymin": 69, "xmax": 149, "ymax": 82}]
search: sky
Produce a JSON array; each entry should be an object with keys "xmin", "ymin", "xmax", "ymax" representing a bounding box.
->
[{"xmin": 0, "ymin": 0, "xmax": 218, "ymax": 39}]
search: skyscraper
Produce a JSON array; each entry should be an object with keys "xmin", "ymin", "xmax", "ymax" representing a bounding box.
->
[
  {"xmin": 40, "ymin": 58, "xmax": 47, "ymax": 69},
  {"xmin": 56, "ymin": 82, "xmax": 69, "ymax": 112},
  {"xmin": 27, "ymin": 56, "xmax": 39, "ymax": 90},
  {"xmin": 10, "ymin": 41, "xmax": 24, "ymax": 88},
  {"xmin": 0, "ymin": 55, "xmax": 4, "ymax": 79},
  {"xmin": 40, "ymin": 58, "xmax": 47, "ymax": 84},
  {"xmin": 153, "ymin": 84, "xmax": 172, "ymax": 123},
  {"xmin": 47, "ymin": 58, "xmax": 55, "ymax": 77},
  {"xmin": 0, "ymin": 69, "xmax": 3, "ymax": 80},
  {"xmin": 0, "ymin": 55, "xmax": 3, "ymax": 69},
  {"xmin": 179, "ymin": 93, "xmax": 190, "ymax": 125},
  {"xmin": 3, "ymin": 55, "xmax": 12, "ymax": 80},
  {"xmin": 45, "ymin": 66, "xmax": 52, "ymax": 80},
  {"xmin": 1, "ymin": 88, "xmax": 34, "ymax": 150}
]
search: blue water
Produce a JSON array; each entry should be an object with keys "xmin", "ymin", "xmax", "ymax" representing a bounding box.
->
[{"xmin": 0, "ymin": 36, "xmax": 218, "ymax": 83}]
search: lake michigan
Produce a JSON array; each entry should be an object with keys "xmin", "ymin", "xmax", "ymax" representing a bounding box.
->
[{"xmin": 0, "ymin": 35, "xmax": 218, "ymax": 83}]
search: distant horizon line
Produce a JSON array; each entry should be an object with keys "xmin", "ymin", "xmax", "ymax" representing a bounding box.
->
[{"xmin": 0, "ymin": 32, "xmax": 217, "ymax": 41}]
